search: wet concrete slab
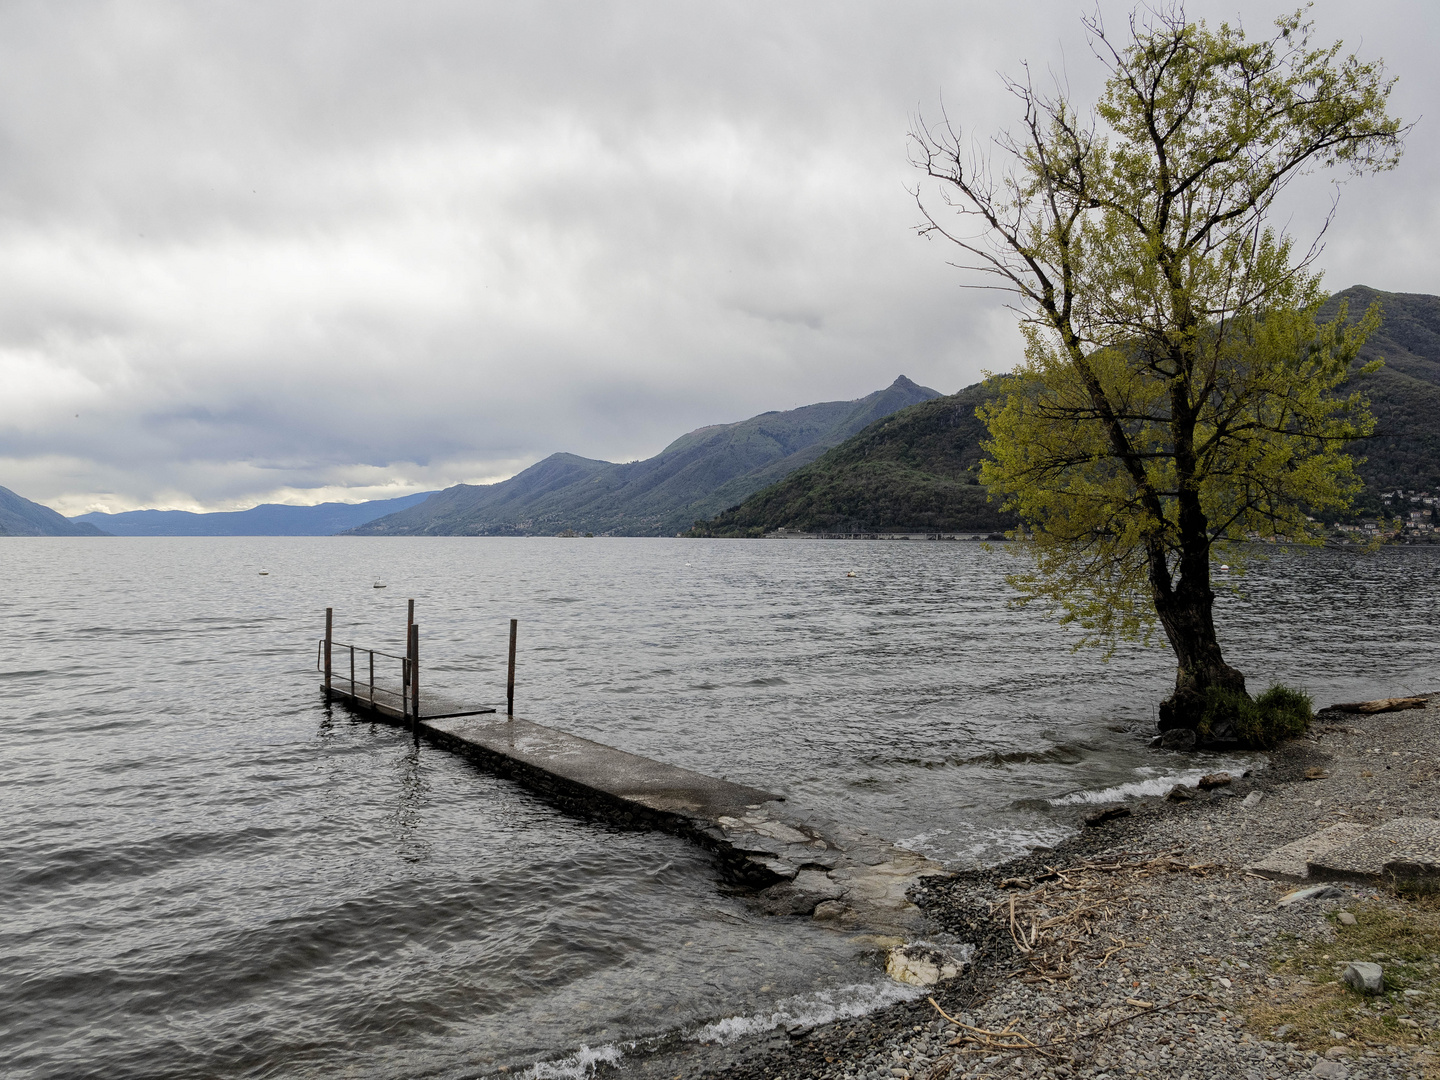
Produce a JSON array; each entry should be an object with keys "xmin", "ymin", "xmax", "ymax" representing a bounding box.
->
[
  {"xmin": 325, "ymin": 681, "xmax": 945, "ymax": 933},
  {"xmin": 1307, "ymin": 817, "xmax": 1440, "ymax": 884},
  {"xmin": 423, "ymin": 711, "xmax": 782, "ymax": 822},
  {"xmin": 1245, "ymin": 822, "xmax": 1371, "ymax": 881}
]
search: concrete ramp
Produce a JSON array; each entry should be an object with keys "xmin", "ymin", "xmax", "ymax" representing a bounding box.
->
[
  {"xmin": 1307, "ymin": 817, "xmax": 1440, "ymax": 887},
  {"xmin": 326, "ymin": 680, "xmax": 945, "ymax": 933},
  {"xmin": 422, "ymin": 711, "xmax": 783, "ymax": 856}
]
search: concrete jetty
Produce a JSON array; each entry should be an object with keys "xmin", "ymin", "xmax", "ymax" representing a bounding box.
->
[{"xmin": 319, "ymin": 615, "xmax": 944, "ymax": 933}]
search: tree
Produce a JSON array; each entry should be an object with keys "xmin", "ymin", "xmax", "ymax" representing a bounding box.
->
[{"xmin": 910, "ymin": 5, "xmax": 1405, "ymax": 731}]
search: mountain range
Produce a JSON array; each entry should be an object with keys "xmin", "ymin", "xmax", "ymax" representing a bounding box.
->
[
  {"xmin": 692, "ymin": 285, "xmax": 1440, "ymax": 536},
  {"xmin": 7, "ymin": 285, "xmax": 1430, "ymax": 540},
  {"xmin": 73, "ymin": 491, "xmax": 437, "ymax": 536},
  {"xmin": 349, "ymin": 376, "xmax": 940, "ymax": 536}
]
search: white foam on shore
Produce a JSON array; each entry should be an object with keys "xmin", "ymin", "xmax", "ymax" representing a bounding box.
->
[
  {"xmin": 691, "ymin": 980, "xmax": 924, "ymax": 1045},
  {"xmin": 893, "ymin": 827, "xmax": 951, "ymax": 853},
  {"xmin": 523, "ymin": 1043, "xmax": 625, "ymax": 1079},
  {"xmin": 898, "ymin": 823, "xmax": 1073, "ymax": 867},
  {"xmin": 1049, "ymin": 758, "xmax": 1256, "ymax": 806}
]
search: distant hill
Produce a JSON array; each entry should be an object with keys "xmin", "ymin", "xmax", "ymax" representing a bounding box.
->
[
  {"xmin": 689, "ymin": 382, "xmax": 1013, "ymax": 537},
  {"xmin": 0, "ymin": 486, "xmax": 108, "ymax": 536},
  {"xmin": 691, "ymin": 285, "xmax": 1439, "ymax": 536},
  {"xmin": 73, "ymin": 491, "xmax": 437, "ymax": 536},
  {"xmin": 1330, "ymin": 286, "xmax": 1440, "ymax": 507},
  {"xmin": 350, "ymin": 376, "xmax": 942, "ymax": 536}
]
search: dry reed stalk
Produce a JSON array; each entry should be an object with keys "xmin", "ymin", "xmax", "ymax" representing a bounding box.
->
[{"xmin": 986, "ymin": 852, "xmax": 1219, "ymax": 986}]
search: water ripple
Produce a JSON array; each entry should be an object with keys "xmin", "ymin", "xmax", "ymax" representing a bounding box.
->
[{"xmin": 1, "ymin": 537, "xmax": 1435, "ymax": 1079}]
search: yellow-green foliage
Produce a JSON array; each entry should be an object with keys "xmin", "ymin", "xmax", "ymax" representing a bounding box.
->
[
  {"xmin": 979, "ymin": 297, "xmax": 1380, "ymax": 650},
  {"xmin": 910, "ymin": 7, "xmax": 1404, "ymax": 654}
]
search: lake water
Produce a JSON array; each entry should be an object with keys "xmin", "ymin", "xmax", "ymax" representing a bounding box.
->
[{"xmin": 3, "ymin": 538, "xmax": 1436, "ymax": 1079}]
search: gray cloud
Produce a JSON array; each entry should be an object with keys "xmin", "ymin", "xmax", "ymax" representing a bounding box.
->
[{"xmin": 0, "ymin": 0, "xmax": 1432, "ymax": 513}]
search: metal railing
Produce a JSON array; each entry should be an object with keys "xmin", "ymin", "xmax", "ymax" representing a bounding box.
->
[
  {"xmin": 317, "ymin": 605, "xmax": 501, "ymax": 732},
  {"xmin": 316, "ymin": 638, "xmax": 413, "ymax": 714}
]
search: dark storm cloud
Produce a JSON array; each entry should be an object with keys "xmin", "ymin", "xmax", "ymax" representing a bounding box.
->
[{"xmin": 0, "ymin": 0, "xmax": 1432, "ymax": 512}]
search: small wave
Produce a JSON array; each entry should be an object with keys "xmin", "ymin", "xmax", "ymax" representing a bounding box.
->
[
  {"xmin": 1049, "ymin": 758, "xmax": 1255, "ymax": 806},
  {"xmin": 691, "ymin": 980, "xmax": 923, "ymax": 1045},
  {"xmin": 4, "ymin": 825, "xmax": 288, "ymax": 896},
  {"xmin": 524, "ymin": 1043, "xmax": 624, "ymax": 1079},
  {"xmin": 975, "ymin": 744, "xmax": 1088, "ymax": 767},
  {"xmin": 883, "ymin": 745, "xmax": 1089, "ymax": 770},
  {"xmin": 895, "ymin": 828, "xmax": 951, "ymax": 852},
  {"xmin": 920, "ymin": 823, "xmax": 1074, "ymax": 867}
]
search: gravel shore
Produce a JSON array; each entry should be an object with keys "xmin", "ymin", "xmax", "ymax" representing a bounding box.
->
[{"xmin": 663, "ymin": 697, "xmax": 1440, "ymax": 1080}]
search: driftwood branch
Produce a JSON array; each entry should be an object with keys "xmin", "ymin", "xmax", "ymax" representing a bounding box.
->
[{"xmin": 1328, "ymin": 697, "xmax": 1427, "ymax": 714}]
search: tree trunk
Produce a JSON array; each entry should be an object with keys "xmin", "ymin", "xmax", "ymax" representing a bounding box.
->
[
  {"xmin": 1153, "ymin": 578, "xmax": 1247, "ymax": 730},
  {"xmin": 1152, "ymin": 367, "xmax": 1248, "ymax": 731},
  {"xmin": 1150, "ymin": 534, "xmax": 1247, "ymax": 730},
  {"xmin": 1149, "ymin": 449, "xmax": 1247, "ymax": 729}
]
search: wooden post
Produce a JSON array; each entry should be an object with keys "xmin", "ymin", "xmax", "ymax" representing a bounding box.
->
[
  {"xmin": 404, "ymin": 599, "xmax": 414, "ymax": 691},
  {"xmin": 368, "ymin": 650, "xmax": 375, "ymax": 707},
  {"xmin": 324, "ymin": 607, "xmax": 333, "ymax": 695},
  {"xmin": 349, "ymin": 644, "xmax": 355, "ymax": 694},
  {"xmin": 507, "ymin": 618, "xmax": 517, "ymax": 718},
  {"xmin": 409, "ymin": 622, "xmax": 420, "ymax": 741}
]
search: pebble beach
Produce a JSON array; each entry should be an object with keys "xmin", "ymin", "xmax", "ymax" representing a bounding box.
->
[{"xmin": 644, "ymin": 696, "xmax": 1440, "ymax": 1080}]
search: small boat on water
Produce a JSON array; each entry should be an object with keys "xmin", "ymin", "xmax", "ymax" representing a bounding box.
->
[
  {"xmin": 373, "ymin": 581, "xmax": 387, "ymax": 589},
  {"xmin": 258, "ymin": 569, "xmax": 269, "ymax": 576}
]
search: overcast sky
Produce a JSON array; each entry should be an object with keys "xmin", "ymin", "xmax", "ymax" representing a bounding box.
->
[{"xmin": 1, "ymin": 0, "xmax": 1433, "ymax": 514}]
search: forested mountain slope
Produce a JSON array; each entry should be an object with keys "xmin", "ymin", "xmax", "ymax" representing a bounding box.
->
[
  {"xmin": 688, "ymin": 382, "xmax": 1012, "ymax": 536},
  {"xmin": 691, "ymin": 285, "xmax": 1439, "ymax": 537},
  {"xmin": 1332, "ymin": 286, "xmax": 1440, "ymax": 503},
  {"xmin": 351, "ymin": 376, "xmax": 940, "ymax": 536}
]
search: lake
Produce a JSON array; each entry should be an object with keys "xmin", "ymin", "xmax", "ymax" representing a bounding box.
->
[{"xmin": 3, "ymin": 537, "xmax": 1435, "ymax": 1078}]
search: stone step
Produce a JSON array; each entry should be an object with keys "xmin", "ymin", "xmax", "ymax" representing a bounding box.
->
[
  {"xmin": 1246, "ymin": 822, "xmax": 1370, "ymax": 881},
  {"xmin": 1307, "ymin": 817, "xmax": 1440, "ymax": 887},
  {"xmin": 1248, "ymin": 817, "xmax": 1440, "ymax": 890}
]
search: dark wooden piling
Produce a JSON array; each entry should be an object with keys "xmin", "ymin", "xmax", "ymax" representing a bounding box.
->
[
  {"xmin": 403, "ymin": 599, "xmax": 414, "ymax": 694},
  {"xmin": 507, "ymin": 618, "xmax": 517, "ymax": 718},
  {"xmin": 324, "ymin": 607, "xmax": 333, "ymax": 694},
  {"xmin": 409, "ymin": 623, "xmax": 420, "ymax": 741}
]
